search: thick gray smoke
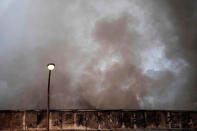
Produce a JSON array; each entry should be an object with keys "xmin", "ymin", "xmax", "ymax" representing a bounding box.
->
[{"xmin": 0, "ymin": 0, "xmax": 196, "ymax": 110}]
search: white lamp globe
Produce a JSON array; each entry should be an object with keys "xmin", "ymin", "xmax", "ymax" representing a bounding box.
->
[{"xmin": 47, "ymin": 63, "xmax": 55, "ymax": 70}]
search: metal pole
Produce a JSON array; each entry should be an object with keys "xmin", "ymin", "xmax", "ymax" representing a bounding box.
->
[{"xmin": 47, "ymin": 70, "xmax": 51, "ymax": 131}]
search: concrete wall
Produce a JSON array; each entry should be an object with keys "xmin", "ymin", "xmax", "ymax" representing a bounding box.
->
[{"xmin": 0, "ymin": 110, "xmax": 196, "ymax": 130}]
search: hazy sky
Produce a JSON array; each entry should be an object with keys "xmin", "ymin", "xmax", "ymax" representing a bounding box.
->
[{"xmin": 0, "ymin": 0, "xmax": 197, "ymax": 110}]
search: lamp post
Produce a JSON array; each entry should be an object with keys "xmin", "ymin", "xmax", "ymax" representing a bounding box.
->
[{"xmin": 46, "ymin": 63, "xmax": 55, "ymax": 131}]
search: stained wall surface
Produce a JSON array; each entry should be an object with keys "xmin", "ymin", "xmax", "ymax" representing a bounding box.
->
[{"xmin": 0, "ymin": 110, "xmax": 196, "ymax": 130}]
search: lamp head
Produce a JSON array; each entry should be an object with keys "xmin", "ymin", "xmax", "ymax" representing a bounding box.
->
[{"xmin": 47, "ymin": 63, "xmax": 55, "ymax": 70}]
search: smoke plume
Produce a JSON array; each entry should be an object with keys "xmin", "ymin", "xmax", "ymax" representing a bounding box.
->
[{"xmin": 0, "ymin": 0, "xmax": 197, "ymax": 110}]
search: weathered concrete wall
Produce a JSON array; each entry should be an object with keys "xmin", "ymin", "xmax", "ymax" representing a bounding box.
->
[{"xmin": 0, "ymin": 110, "xmax": 196, "ymax": 130}]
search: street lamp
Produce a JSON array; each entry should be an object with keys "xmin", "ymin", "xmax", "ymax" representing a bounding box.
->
[{"xmin": 46, "ymin": 63, "xmax": 55, "ymax": 131}]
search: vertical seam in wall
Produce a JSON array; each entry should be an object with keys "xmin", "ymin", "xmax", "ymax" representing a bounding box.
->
[
  {"xmin": 74, "ymin": 111, "xmax": 76, "ymax": 129},
  {"xmin": 23, "ymin": 111, "xmax": 26, "ymax": 130}
]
